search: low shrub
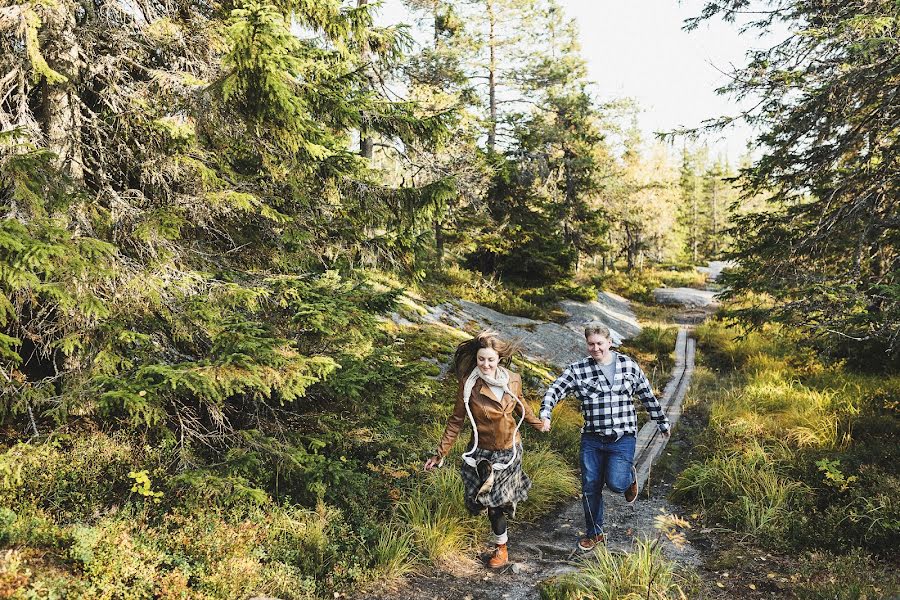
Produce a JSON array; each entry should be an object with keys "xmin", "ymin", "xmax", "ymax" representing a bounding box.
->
[
  {"xmin": 0, "ymin": 432, "xmax": 165, "ymax": 522},
  {"xmin": 794, "ymin": 549, "xmax": 900, "ymax": 600},
  {"xmin": 417, "ymin": 265, "xmax": 548, "ymax": 319},
  {"xmin": 521, "ymin": 280, "xmax": 598, "ymax": 305}
]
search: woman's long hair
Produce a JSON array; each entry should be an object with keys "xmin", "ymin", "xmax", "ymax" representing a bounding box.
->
[{"xmin": 452, "ymin": 330, "xmax": 522, "ymax": 381}]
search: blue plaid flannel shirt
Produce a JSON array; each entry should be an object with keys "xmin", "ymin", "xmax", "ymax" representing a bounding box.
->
[{"xmin": 540, "ymin": 353, "xmax": 670, "ymax": 436}]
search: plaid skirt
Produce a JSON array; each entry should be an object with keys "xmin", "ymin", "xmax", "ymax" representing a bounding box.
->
[{"xmin": 459, "ymin": 443, "xmax": 531, "ymax": 517}]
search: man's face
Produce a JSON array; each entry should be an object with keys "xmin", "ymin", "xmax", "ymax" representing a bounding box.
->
[{"xmin": 586, "ymin": 333, "xmax": 612, "ymax": 362}]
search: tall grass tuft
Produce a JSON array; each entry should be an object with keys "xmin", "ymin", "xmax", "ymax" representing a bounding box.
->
[
  {"xmin": 678, "ymin": 317, "xmax": 900, "ymax": 555},
  {"xmin": 709, "ymin": 379, "xmax": 846, "ymax": 450},
  {"xmin": 518, "ymin": 446, "xmax": 580, "ymax": 521},
  {"xmin": 671, "ymin": 443, "xmax": 806, "ymax": 539},
  {"xmin": 397, "ymin": 467, "xmax": 479, "ymax": 562},
  {"xmin": 366, "ymin": 524, "xmax": 417, "ymax": 581},
  {"xmin": 540, "ymin": 540, "xmax": 689, "ymax": 600},
  {"xmin": 543, "ymin": 399, "xmax": 584, "ymax": 461}
]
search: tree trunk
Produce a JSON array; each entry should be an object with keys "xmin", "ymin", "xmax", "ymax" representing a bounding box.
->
[
  {"xmin": 43, "ymin": 1, "xmax": 83, "ymax": 182},
  {"xmin": 358, "ymin": 0, "xmax": 374, "ymax": 160},
  {"xmin": 486, "ymin": 0, "xmax": 497, "ymax": 152},
  {"xmin": 563, "ymin": 146, "xmax": 575, "ymax": 245},
  {"xmin": 691, "ymin": 193, "xmax": 698, "ymax": 263},
  {"xmin": 624, "ymin": 224, "xmax": 635, "ymax": 271},
  {"xmin": 435, "ymin": 218, "xmax": 444, "ymax": 266},
  {"xmin": 711, "ymin": 178, "xmax": 719, "ymax": 257}
]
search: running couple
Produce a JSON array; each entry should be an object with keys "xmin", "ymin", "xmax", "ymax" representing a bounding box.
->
[{"xmin": 423, "ymin": 323, "xmax": 671, "ymax": 567}]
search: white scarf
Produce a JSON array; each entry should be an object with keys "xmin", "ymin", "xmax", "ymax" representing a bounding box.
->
[{"xmin": 460, "ymin": 366, "xmax": 526, "ymax": 471}]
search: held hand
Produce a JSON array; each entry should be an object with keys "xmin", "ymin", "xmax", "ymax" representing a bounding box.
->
[
  {"xmin": 540, "ymin": 418, "xmax": 552, "ymax": 433},
  {"xmin": 423, "ymin": 456, "xmax": 441, "ymax": 472}
]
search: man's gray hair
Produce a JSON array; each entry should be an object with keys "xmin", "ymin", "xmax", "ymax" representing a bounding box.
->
[{"xmin": 583, "ymin": 321, "xmax": 611, "ymax": 340}]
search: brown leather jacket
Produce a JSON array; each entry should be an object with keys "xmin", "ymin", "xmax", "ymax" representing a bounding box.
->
[{"xmin": 435, "ymin": 372, "xmax": 543, "ymax": 458}]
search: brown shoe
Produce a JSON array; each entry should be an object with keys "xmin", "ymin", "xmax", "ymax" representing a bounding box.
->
[
  {"xmin": 486, "ymin": 543, "xmax": 508, "ymax": 568},
  {"xmin": 624, "ymin": 466, "xmax": 638, "ymax": 504},
  {"xmin": 577, "ymin": 533, "xmax": 605, "ymax": 551}
]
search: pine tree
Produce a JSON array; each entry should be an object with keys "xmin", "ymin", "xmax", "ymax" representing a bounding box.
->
[
  {"xmin": 462, "ymin": 0, "xmax": 538, "ymax": 152},
  {"xmin": 678, "ymin": 145, "xmax": 706, "ymax": 264},
  {"xmin": 606, "ymin": 118, "xmax": 680, "ymax": 271},
  {"xmin": 402, "ymin": 0, "xmax": 489, "ymax": 268},
  {"xmin": 468, "ymin": 0, "xmax": 609, "ymax": 281}
]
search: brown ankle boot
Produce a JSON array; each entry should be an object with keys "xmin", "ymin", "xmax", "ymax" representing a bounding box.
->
[
  {"xmin": 486, "ymin": 543, "xmax": 508, "ymax": 568},
  {"xmin": 624, "ymin": 465, "xmax": 638, "ymax": 504}
]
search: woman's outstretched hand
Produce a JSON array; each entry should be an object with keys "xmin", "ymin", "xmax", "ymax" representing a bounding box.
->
[
  {"xmin": 540, "ymin": 418, "xmax": 551, "ymax": 432},
  {"xmin": 423, "ymin": 455, "xmax": 441, "ymax": 471}
]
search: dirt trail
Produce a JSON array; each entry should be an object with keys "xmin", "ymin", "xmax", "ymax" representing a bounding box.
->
[{"xmin": 362, "ymin": 322, "xmax": 700, "ymax": 600}]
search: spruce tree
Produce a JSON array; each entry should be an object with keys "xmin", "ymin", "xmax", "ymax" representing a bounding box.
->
[
  {"xmin": 0, "ymin": 0, "xmax": 451, "ymax": 443},
  {"xmin": 690, "ymin": 0, "xmax": 900, "ymax": 356}
]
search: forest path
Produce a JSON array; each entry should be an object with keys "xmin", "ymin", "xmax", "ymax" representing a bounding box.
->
[{"xmin": 362, "ymin": 319, "xmax": 701, "ymax": 600}]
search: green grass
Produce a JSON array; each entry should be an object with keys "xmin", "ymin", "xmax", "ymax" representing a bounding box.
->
[
  {"xmin": 675, "ymin": 318, "xmax": 900, "ymax": 554},
  {"xmin": 540, "ymin": 539, "xmax": 695, "ymax": 600},
  {"xmin": 589, "ymin": 266, "xmax": 709, "ymax": 305},
  {"xmin": 518, "ymin": 446, "xmax": 580, "ymax": 521},
  {"xmin": 539, "ymin": 399, "xmax": 584, "ymax": 461},
  {"xmin": 366, "ymin": 525, "xmax": 418, "ymax": 581},
  {"xmin": 619, "ymin": 325, "xmax": 677, "ymax": 391},
  {"xmin": 397, "ymin": 483, "xmax": 477, "ymax": 563},
  {"xmin": 671, "ymin": 444, "xmax": 806, "ymax": 540}
]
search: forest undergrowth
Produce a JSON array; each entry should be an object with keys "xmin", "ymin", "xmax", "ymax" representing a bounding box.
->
[{"xmin": 666, "ymin": 319, "xmax": 900, "ymax": 599}]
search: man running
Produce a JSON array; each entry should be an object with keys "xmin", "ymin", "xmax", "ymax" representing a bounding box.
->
[{"xmin": 540, "ymin": 322, "xmax": 670, "ymax": 550}]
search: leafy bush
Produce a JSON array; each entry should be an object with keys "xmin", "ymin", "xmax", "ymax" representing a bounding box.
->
[{"xmin": 0, "ymin": 433, "xmax": 164, "ymax": 521}]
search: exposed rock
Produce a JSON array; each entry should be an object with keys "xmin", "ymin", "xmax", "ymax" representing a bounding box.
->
[
  {"xmin": 696, "ymin": 260, "xmax": 736, "ymax": 282},
  {"xmin": 652, "ymin": 287, "xmax": 719, "ymax": 308},
  {"xmin": 559, "ymin": 291, "xmax": 642, "ymax": 342},
  {"xmin": 706, "ymin": 260, "xmax": 736, "ymax": 282},
  {"xmin": 419, "ymin": 294, "xmax": 641, "ymax": 369}
]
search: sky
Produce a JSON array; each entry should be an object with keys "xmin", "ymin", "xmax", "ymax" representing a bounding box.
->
[{"xmin": 375, "ymin": 0, "xmax": 781, "ymax": 162}]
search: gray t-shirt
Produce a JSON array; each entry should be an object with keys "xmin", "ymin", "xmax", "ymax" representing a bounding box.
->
[{"xmin": 598, "ymin": 353, "xmax": 617, "ymax": 385}]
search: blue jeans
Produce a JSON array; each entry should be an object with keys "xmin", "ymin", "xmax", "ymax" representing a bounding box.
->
[{"xmin": 580, "ymin": 433, "xmax": 636, "ymax": 536}]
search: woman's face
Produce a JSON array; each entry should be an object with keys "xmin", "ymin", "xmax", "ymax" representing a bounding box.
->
[{"xmin": 476, "ymin": 347, "xmax": 500, "ymax": 377}]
